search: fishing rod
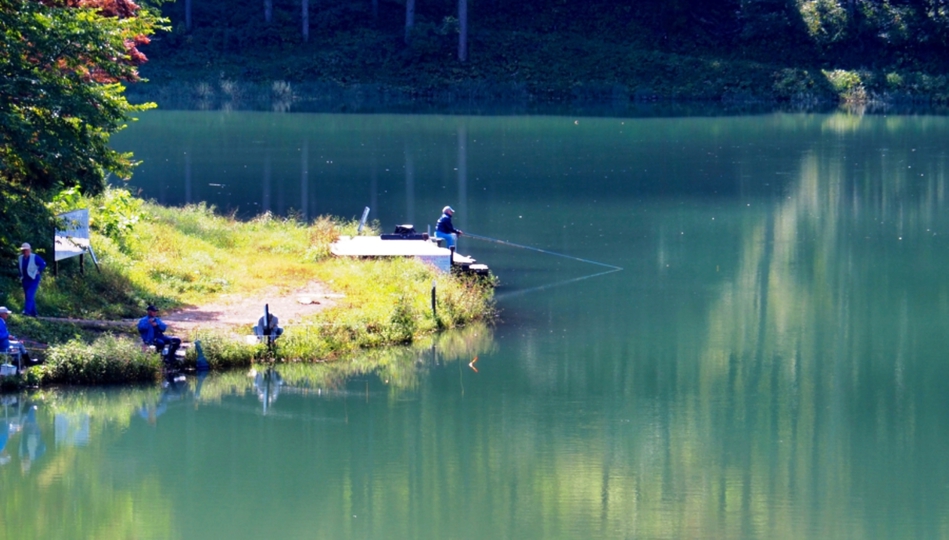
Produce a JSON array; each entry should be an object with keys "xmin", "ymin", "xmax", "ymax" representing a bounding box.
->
[{"xmin": 464, "ymin": 232, "xmax": 623, "ymax": 271}]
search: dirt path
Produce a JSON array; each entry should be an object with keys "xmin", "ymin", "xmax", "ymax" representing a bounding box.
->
[{"xmin": 160, "ymin": 280, "xmax": 341, "ymax": 333}]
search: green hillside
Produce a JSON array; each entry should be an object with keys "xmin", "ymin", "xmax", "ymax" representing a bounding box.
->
[{"xmin": 137, "ymin": 0, "xmax": 949, "ymax": 106}]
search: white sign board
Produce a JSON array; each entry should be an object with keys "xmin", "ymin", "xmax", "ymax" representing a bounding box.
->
[{"xmin": 55, "ymin": 209, "xmax": 91, "ymax": 262}]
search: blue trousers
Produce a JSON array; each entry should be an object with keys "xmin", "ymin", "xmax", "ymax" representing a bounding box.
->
[
  {"xmin": 435, "ymin": 231, "xmax": 457, "ymax": 249},
  {"xmin": 22, "ymin": 278, "xmax": 40, "ymax": 317}
]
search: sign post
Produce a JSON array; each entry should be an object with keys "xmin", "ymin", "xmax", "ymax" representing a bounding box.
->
[{"xmin": 54, "ymin": 209, "xmax": 99, "ymax": 274}]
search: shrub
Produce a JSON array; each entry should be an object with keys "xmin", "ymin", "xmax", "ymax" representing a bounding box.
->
[
  {"xmin": 42, "ymin": 335, "xmax": 160, "ymax": 385},
  {"xmin": 823, "ymin": 69, "xmax": 868, "ymax": 102},
  {"xmin": 185, "ymin": 331, "xmax": 262, "ymax": 369}
]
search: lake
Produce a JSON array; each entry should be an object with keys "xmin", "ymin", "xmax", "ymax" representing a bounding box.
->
[{"xmin": 4, "ymin": 110, "xmax": 949, "ymax": 539}]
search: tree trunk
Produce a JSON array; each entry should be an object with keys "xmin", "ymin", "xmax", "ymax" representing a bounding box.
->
[
  {"xmin": 405, "ymin": 0, "xmax": 415, "ymax": 44},
  {"xmin": 457, "ymin": 124, "xmax": 467, "ymax": 225},
  {"xmin": 302, "ymin": 0, "xmax": 309, "ymax": 42},
  {"xmin": 458, "ymin": 0, "xmax": 468, "ymax": 61},
  {"xmin": 185, "ymin": 0, "xmax": 192, "ymax": 30},
  {"xmin": 265, "ymin": 0, "xmax": 272, "ymax": 23}
]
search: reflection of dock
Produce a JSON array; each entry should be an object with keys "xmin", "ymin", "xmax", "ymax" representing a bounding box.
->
[{"xmin": 331, "ymin": 236, "xmax": 489, "ymax": 275}]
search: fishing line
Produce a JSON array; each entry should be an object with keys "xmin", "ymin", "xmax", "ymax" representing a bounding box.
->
[
  {"xmin": 465, "ymin": 232, "xmax": 623, "ymax": 271},
  {"xmin": 494, "ymin": 267, "xmax": 623, "ymax": 302}
]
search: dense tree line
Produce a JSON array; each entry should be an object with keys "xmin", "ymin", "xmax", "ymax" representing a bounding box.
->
[
  {"xmin": 152, "ymin": 0, "xmax": 949, "ymax": 67},
  {"xmin": 127, "ymin": 0, "xmax": 949, "ymax": 108}
]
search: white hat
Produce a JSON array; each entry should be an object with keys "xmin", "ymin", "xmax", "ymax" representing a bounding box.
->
[
  {"xmin": 0, "ymin": 307, "xmax": 11, "ymax": 315},
  {"xmin": 443, "ymin": 206, "xmax": 454, "ymax": 214},
  {"xmin": 19, "ymin": 243, "xmax": 30, "ymax": 250}
]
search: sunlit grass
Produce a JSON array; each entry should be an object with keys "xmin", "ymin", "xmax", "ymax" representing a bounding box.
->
[
  {"xmin": 42, "ymin": 202, "xmax": 365, "ymax": 312},
  {"xmin": 13, "ymin": 194, "xmax": 495, "ymax": 383}
]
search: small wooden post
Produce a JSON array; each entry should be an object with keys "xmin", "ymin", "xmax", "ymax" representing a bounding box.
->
[
  {"xmin": 431, "ymin": 280, "xmax": 437, "ymax": 319},
  {"xmin": 449, "ymin": 246, "xmax": 455, "ymax": 267}
]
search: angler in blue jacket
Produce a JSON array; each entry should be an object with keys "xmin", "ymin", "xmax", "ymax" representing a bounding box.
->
[
  {"xmin": 17, "ymin": 243, "xmax": 46, "ymax": 317},
  {"xmin": 435, "ymin": 206, "xmax": 463, "ymax": 249},
  {"xmin": 137, "ymin": 305, "xmax": 181, "ymax": 358},
  {"xmin": 0, "ymin": 306, "xmax": 28, "ymax": 360}
]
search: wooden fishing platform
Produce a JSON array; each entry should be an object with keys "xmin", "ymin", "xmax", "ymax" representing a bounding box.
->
[{"xmin": 330, "ymin": 235, "xmax": 489, "ymax": 276}]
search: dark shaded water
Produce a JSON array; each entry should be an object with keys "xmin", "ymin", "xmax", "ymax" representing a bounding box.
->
[{"xmin": 4, "ymin": 111, "xmax": 949, "ymax": 539}]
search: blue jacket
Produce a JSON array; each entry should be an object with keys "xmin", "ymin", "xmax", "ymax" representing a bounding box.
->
[
  {"xmin": 436, "ymin": 212, "xmax": 460, "ymax": 234},
  {"xmin": 138, "ymin": 315, "xmax": 168, "ymax": 344},
  {"xmin": 0, "ymin": 318, "xmax": 9, "ymax": 351}
]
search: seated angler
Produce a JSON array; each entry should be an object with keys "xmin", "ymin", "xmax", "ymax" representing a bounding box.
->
[
  {"xmin": 137, "ymin": 304, "xmax": 181, "ymax": 361},
  {"xmin": 255, "ymin": 310, "xmax": 284, "ymax": 346},
  {"xmin": 0, "ymin": 307, "xmax": 29, "ymax": 365},
  {"xmin": 435, "ymin": 206, "xmax": 463, "ymax": 249}
]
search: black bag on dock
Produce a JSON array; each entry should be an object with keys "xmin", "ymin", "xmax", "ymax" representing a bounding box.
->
[{"xmin": 382, "ymin": 224, "xmax": 427, "ymax": 240}]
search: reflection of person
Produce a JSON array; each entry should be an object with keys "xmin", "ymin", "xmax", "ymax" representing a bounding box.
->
[
  {"xmin": 137, "ymin": 379, "xmax": 187, "ymax": 425},
  {"xmin": 19, "ymin": 405, "xmax": 45, "ymax": 473},
  {"xmin": 254, "ymin": 367, "xmax": 283, "ymax": 414},
  {"xmin": 17, "ymin": 243, "xmax": 46, "ymax": 317},
  {"xmin": 137, "ymin": 305, "xmax": 181, "ymax": 357},
  {"xmin": 138, "ymin": 400, "xmax": 167, "ymax": 425},
  {"xmin": 0, "ymin": 396, "xmax": 20, "ymax": 466},
  {"xmin": 435, "ymin": 206, "xmax": 463, "ymax": 249},
  {"xmin": 0, "ymin": 414, "xmax": 9, "ymax": 466},
  {"xmin": 0, "ymin": 306, "xmax": 28, "ymax": 359}
]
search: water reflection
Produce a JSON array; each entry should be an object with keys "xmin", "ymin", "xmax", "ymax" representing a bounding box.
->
[
  {"xmin": 252, "ymin": 367, "xmax": 282, "ymax": 415},
  {"xmin": 41, "ymin": 112, "xmax": 949, "ymax": 538},
  {"xmin": 138, "ymin": 377, "xmax": 190, "ymax": 425},
  {"xmin": 0, "ymin": 399, "xmax": 46, "ymax": 474},
  {"xmin": 1, "ymin": 396, "xmax": 24, "ymax": 467}
]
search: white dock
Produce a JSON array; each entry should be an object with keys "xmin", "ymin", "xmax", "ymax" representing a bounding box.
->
[{"xmin": 331, "ymin": 236, "xmax": 454, "ymax": 272}]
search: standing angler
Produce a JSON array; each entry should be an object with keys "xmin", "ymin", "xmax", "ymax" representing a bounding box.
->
[{"xmin": 17, "ymin": 243, "xmax": 46, "ymax": 317}]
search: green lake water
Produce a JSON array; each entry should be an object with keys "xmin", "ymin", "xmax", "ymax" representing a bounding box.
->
[{"xmin": 4, "ymin": 111, "xmax": 949, "ymax": 539}]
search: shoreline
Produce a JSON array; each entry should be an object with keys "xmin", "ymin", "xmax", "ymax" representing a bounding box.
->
[{"xmin": 125, "ymin": 77, "xmax": 949, "ymax": 118}]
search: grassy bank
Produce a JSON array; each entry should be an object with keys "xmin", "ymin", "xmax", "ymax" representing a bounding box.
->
[{"xmin": 1, "ymin": 188, "xmax": 495, "ymax": 387}]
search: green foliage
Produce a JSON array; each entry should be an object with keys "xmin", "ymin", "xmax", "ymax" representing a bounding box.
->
[
  {"xmin": 184, "ymin": 332, "xmax": 262, "ymax": 369},
  {"xmin": 41, "ymin": 334, "xmax": 160, "ymax": 385},
  {"xmin": 0, "ymin": 0, "xmax": 164, "ymax": 196},
  {"xmin": 47, "ymin": 186, "xmax": 84, "ymax": 216},
  {"xmin": 7, "ymin": 316, "xmax": 96, "ymax": 347},
  {"xmin": 0, "ymin": 181, "xmax": 57, "ymax": 274},
  {"xmin": 48, "ymin": 185, "xmax": 146, "ymax": 248},
  {"xmin": 129, "ymin": 0, "xmax": 949, "ymax": 104},
  {"xmin": 386, "ymin": 295, "xmax": 419, "ymax": 344},
  {"xmin": 93, "ymin": 187, "xmax": 146, "ymax": 243},
  {"xmin": 438, "ymin": 273, "xmax": 498, "ymax": 327},
  {"xmin": 823, "ymin": 69, "xmax": 868, "ymax": 102}
]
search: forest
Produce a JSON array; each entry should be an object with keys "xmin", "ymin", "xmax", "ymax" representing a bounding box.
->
[{"xmin": 139, "ymin": 0, "xmax": 949, "ymax": 105}]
